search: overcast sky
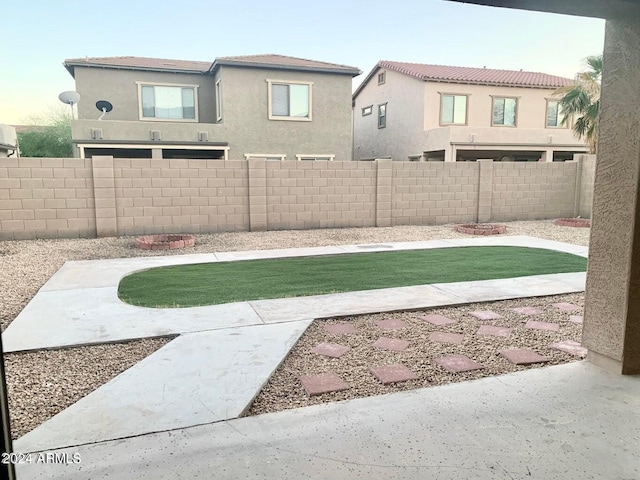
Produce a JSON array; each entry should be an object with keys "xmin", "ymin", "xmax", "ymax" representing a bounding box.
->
[{"xmin": 1, "ymin": 0, "xmax": 605, "ymax": 124}]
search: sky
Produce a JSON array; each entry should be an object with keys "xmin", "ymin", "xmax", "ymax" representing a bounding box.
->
[{"xmin": 1, "ymin": 0, "xmax": 605, "ymax": 125}]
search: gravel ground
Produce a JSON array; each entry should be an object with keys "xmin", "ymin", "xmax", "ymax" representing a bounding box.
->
[
  {"xmin": 0, "ymin": 220, "xmax": 590, "ymax": 439},
  {"xmin": 247, "ymin": 293, "xmax": 584, "ymax": 416}
]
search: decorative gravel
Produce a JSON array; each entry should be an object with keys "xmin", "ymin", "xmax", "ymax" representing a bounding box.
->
[
  {"xmin": 0, "ymin": 220, "xmax": 589, "ymax": 439},
  {"xmin": 246, "ymin": 292, "xmax": 585, "ymax": 416}
]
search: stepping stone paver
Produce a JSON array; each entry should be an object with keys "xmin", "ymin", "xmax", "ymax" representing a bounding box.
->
[
  {"xmin": 500, "ymin": 348, "xmax": 549, "ymax": 365},
  {"xmin": 374, "ymin": 318, "xmax": 408, "ymax": 330},
  {"xmin": 569, "ymin": 315, "xmax": 583, "ymax": 324},
  {"xmin": 299, "ymin": 373, "xmax": 349, "ymax": 396},
  {"xmin": 324, "ymin": 323, "xmax": 359, "ymax": 335},
  {"xmin": 552, "ymin": 302, "xmax": 582, "ymax": 312},
  {"xmin": 311, "ymin": 342, "xmax": 350, "ymax": 358},
  {"xmin": 476, "ymin": 325, "xmax": 512, "ymax": 338},
  {"xmin": 468, "ymin": 310, "xmax": 503, "ymax": 321},
  {"xmin": 525, "ymin": 320, "xmax": 560, "ymax": 332},
  {"xmin": 435, "ymin": 355, "xmax": 484, "ymax": 373},
  {"xmin": 373, "ymin": 337, "xmax": 410, "ymax": 352},
  {"xmin": 429, "ymin": 331, "xmax": 464, "ymax": 345},
  {"xmin": 550, "ymin": 340, "xmax": 588, "ymax": 357},
  {"xmin": 510, "ymin": 307, "xmax": 544, "ymax": 316},
  {"xmin": 420, "ymin": 314, "xmax": 457, "ymax": 326},
  {"xmin": 370, "ymin": 364, "xmax": 418, "ymax": 385}
]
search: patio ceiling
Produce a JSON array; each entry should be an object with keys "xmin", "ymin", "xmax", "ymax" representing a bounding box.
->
[{"xmin": 447, "ymin": 0, "xmax": 640, "ymax": 19}]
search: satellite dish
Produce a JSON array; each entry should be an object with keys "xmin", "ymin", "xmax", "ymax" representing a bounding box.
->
[
  {"xmin": 96, "ymin": 100, "xmax": 113, "ymax": 120},
  {"xmin": 58, "ymin": 91, "xmax": 81, "ymax": 119}
]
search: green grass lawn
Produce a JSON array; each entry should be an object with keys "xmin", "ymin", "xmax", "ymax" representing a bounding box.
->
[{"xmin": 117, "ymin": 246, "xmax": 587, "ymax": 308}]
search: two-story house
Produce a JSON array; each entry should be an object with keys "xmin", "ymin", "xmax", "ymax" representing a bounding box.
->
[
  {"xmin": 63, "ymin": 54, "xmax": 361, "ymax": 160},
  {"xmin": 352, "ymin": 61, "xmax": 588, "ymax": 162}
]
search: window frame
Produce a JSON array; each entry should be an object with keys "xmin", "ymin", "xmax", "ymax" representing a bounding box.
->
[
  {"xmin": 491, "ymin": 96, "xmax": 519, "ymax": 127},
  {"xmin": 244, "ymin": 154, "xmax": 286, "ymax": 161},
  {"xmin": 439, "ymin": 93, "xmax": 469, "ymax": 126},
  {"xmin": 378, "ymin": 103, "xmax": 387, "ymax": 129},
  {"xmin": 136, "ymin": 81, "xmax": 199, "ymax": 122},
  {"xmin": 378, "ymin": 71, "xmax": 386, "ymax": 85},
  {"xmin": 362, "ymin": 105, "xmax": 373, "ymax": 116},
  {"xmin": 295, "ymin": 154, "xmax": 335, "ymax": 161},
  {"xmin": 545, "ymin": 98, "xmax": 567, "ymax": 128},
  {"xmin": 267, "ymin": 79, "xmax": 313, "ymax": 122},
  {"xmin": 215, "ymin": 79, "xmax": 222, "ymax": 122}
]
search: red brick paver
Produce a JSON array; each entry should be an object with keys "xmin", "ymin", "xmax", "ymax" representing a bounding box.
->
[
  {"xmin": 500, "ymin": 348, "xmax": 549, "ymax": 365},
  {"xmin": 311, "ymin": 342, "xmax": 350, "ymax": 358},
  {"xmin": 552, "ymin": 302, "xmax": 582, "ymax": 312},
  {"xmin": 370, "ymin": 364, "xmax": 419, "ymax": 385},
  {"xmin": 568, "ymin": 315, "xmax": 583, "ymax": 324},
  {"xmin": 550, "ymin": 340, "xmax": 588, "ymax": 357},
  {"xmin": 510, "ymin": 307, "xmax": 544, "ymax": 316},
  {"xmin": 324, "ymin": 323, "xmax": 359, "ymax": 335},
  {"xmin": 420, "ymin": 314, "xmax": 457, "ymax": 326},
  {"xmin": 525, "ymin": 320, "xmax": 560, "ymax": 332},
  {"xmin": 374, "ymin": 319, "xmax": 408, "ymax": 330},
  {"xmin": 373, "ymin": 337, "xmax": 411, "ymax": 352},
  {"xmin": 299, "ymin": 373, "xmax": 349, "ymax": 396},
  {"xmin": 435, "ymin": 355, "xmax": 484, "ymax": 373},
  {"xmin": 468, "ymin": 310, "xmax": 503, "ymax": 321},
  {"xmin": 476, "ymin": 325, "xmax": 512, "ymax": 338},
  {"xmin": 429, "ymin": 332, "xmax": 464, "ymax": 345}
]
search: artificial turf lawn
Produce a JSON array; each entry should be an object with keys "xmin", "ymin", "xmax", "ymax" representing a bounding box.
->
[{"xmin": 117, "ymin": 246, "xmax": 587, "ymax": 308}]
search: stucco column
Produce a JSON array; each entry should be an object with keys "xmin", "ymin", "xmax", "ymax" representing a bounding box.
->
[
  {"xmin": 247, "ymin": 158, "xmax": 267, "ymax": 232},
  {"xmin": 375, "ymin": 159, "xmax": 393, "ymax": 227},
  {"xmin": 477, "ymin": 159, "xmax": 494, "ymax": 223},
  {"xmin": 582, "ymin": 17, "xmax": 640, "ymax": 374},
  {"xmin": 91, "ymin": 156, "xmax": 118, "ymax": 237}
]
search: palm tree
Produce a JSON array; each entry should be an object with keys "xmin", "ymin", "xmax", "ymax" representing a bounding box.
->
[{"xmin": 553, "ymin": 55, "xmax": 602, "ymax": 154}]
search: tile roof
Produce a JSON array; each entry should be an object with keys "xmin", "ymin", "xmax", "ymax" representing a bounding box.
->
[
  {"xmin": 63, "ymin": 56, "xmax": 213, "ymax": 76},
  {"xmin": 212, "ymin": 54, "xmax": 361, "ymax": 75},
  {"xmin": 378, "ymin": 61, "xmax": 573, "ymax": 88}
]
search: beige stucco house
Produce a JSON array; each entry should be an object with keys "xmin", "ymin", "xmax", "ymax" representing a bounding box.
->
[
  {"xmin": 352, "ymin": 61, "xmax": 588, "ymax": 162},
  {"xmin": 63, "ymin": 54, "xmax": 361, "ymax": 160}
]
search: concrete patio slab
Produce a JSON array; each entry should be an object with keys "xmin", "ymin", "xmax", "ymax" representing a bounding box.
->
[
  {"xmin": 215, "ymin": 245, "xmax": 346, "ymax": 262},
  {"xmin": 14, "ymin": 320, "xmax": 311, "ymax": 453},
  {"xmin": 17, "ymin": 363, "xmax": 636, "ymax": 480}
]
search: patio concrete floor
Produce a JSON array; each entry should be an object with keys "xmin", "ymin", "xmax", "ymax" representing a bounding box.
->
[{"xmin": 3, "ymin": 235, "xmax": 606, "ymax": 478}]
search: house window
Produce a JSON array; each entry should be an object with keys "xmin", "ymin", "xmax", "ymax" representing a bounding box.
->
[
  {"xmin": 441, "ymin": 94, "xmax": 467, "ymax": 125},
  {"xmin": 378, "ymin": 103, "xmax": 387, "ymax": 129},
  {"xmin": 295, "ymin": 154, "xmax": 335, "ymax": 161},
  {"xmin": 362, "ymin": 105, "xmax": 373, "ymax": 116},
  {"xmin": 215, "ymin": 80, "xmax": 222, "ymax": 122},
  {"xmin": 244, "ymin": 154, "xmax": 286, "ymax": 161},
  {"xmin": 492, "ymin": 97, "xmax": 518, "ymax": 126},
  {"xmin": 139, "ymin": 83, "xmax": 198, "ymax": 121},
  {"xmin": 267, "ymin": 80, "xmax": 312, "ymax": 121},
  {"xmin": 546, "ymin": 100, "xmax": 564, "ymax": 127},
  {"xmin": 378, "ymin": 72, "xmax": 386, "ymax": 85}
]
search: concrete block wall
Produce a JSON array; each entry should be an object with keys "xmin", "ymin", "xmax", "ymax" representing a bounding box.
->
[
  {"xmin": 391, "ymin": 162, "xmax": 479, "ymax": 225},
  {"xmin": 0, "ymin": 157, "xmax": 95, "ymax": 240},
  {"xmin": 491, "ymin": 162, "xmax": 578, "ymax": 221},
  {"xmin": 0, "ymin": 155, "xmax": 596, "ymax": 240},
  {"xmin": 265, "ymin": 160, "xmax": 376, "ymax": 230}
]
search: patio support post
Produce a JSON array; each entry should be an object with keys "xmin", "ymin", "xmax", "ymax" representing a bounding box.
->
[{"xmin": 583, "ymin": 16, "xmax": 640, "ymax": 374}]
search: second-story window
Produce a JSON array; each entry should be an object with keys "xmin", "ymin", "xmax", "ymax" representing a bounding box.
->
[
  {"xmin": 441, "ymin": 94, "xmax": 468, "ymax": 125},
  {"xmin": 378, "ymin": 103, "xmax": 387, "ymax": 128},
  {"xmin": 546, "ymin": 99, "xmax": 564, "ymax": 127},
  {"xmin": 215, "ymin": 80, "xmax": 222, "ymax": 122},
  {"xmin": 139, "ymin": 83, "xmax": 198, "ymax": 121},
  {"xmin": 492, "ymin": 97, "xmax": 517, "ymax": 126},
  {"xmin": 268, "ymin": 80, "xmax": 312, "ymax": 121}
]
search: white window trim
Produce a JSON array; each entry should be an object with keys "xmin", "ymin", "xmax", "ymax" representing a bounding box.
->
[
  {"xmin": 267, "ymin": 79, "xmax": 313, "ymax": 122},
  {"xmin": 77, "ymin": 143, "xmax": 229, "ymax": 160},
  {"xmin": 136, "ymin": 81, "xmax": 200, "ymax": 123},
  {"xmin": 295, "ymin": 154, "xmax": 335, "ymax": 161},
  {"xmin": 215, "ymin": 79, "xmax": 222, "ymax": 122},
  {"xmin": 244, "ymin": 154, "xmax": 286, "ymax": 161},
  {"xmin": 362, "ymin": 105, "xmax": 373, "ymax": 116}
]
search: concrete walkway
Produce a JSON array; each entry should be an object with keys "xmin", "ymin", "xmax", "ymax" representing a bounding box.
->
[
  {"xmin": 4, "ymin": 236, "xmax": 591, "ymax": 461},
  {"xmin": 15, "ymin": 362, "xmax": 640, "ymax": 480}
]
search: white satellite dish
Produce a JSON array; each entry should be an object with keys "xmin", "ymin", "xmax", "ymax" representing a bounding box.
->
[{"xmin": 58, "ymin": 91, "xmax": 81, "ymax": 119}]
